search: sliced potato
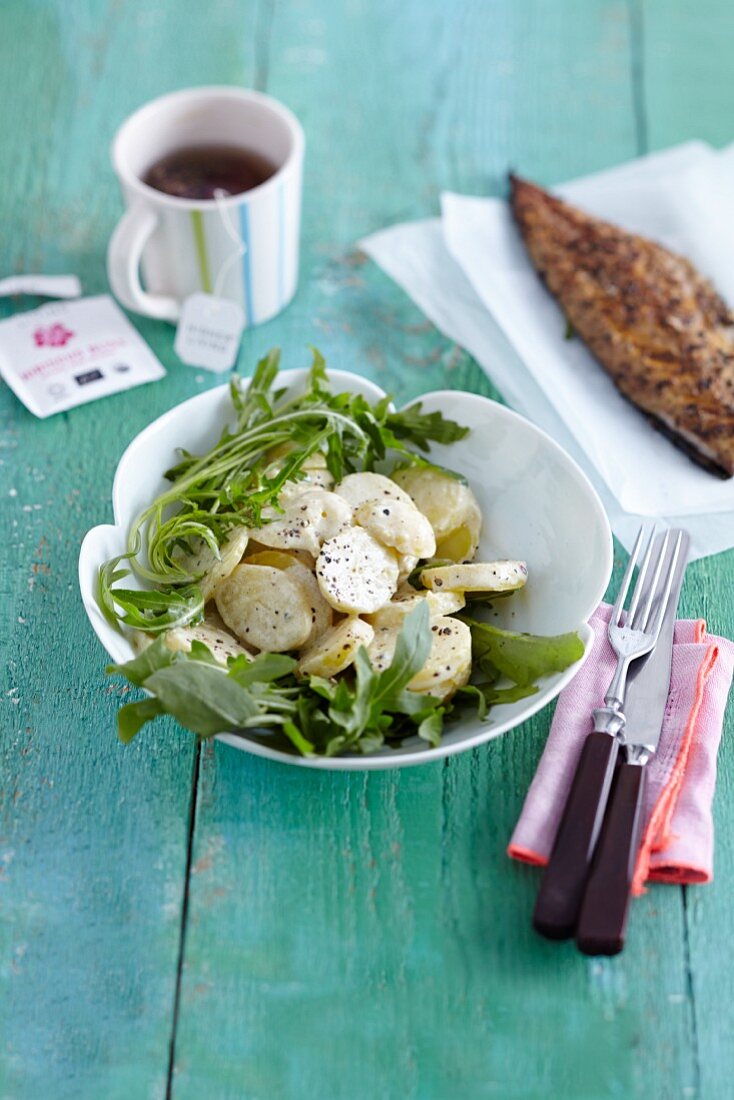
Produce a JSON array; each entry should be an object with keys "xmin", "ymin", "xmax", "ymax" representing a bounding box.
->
[
  {"xmin": 316, "ymin": 526, "xmax": 400, "ymax": 613},
  {"xmin": 365, "ymin": 588, "xmax": 465, "ymax": 630},
  {"xmin": 304, "ymin": 452, "xmax": 330, "ymax": 472},
  {"xmin": 279, "ymin": 465, "xmax": 334, "ymax": 499},
  {"xmin": 178, "ymin": 526, "xmax": 249, "ymax": 600},
  {"xmin": 256, "ymin": 490, "xmax": 352, "ymax": 556},
  {"xmin": 243, "ymin": 549, "xmax": 302, "ymax": 571},
  {"xmin": 297, "ymin": 617, "xmax": 374, "ymax": 678},
  {"xmin": 420, "ymin": 560, "xmax": 528, "ymax": 595},
  {"xmin": 392, "ymin": 467, "xmax": 482, "ymax": 561},
  {"xmin": 436, "ymin": 517, "xmax": 481, "ymax": 563},
  {"xmin": 409, "ymin": 616, "xmax": 472, "ymax": 699},
  {"xmin": 215, "ymin": 564, "xmax": 313, "ymax": 652},
  {"xmin": 397, "ymin": 553, "xmax": 419, "ymax": 583},
  {"xmin": 243, "ymin": 549, "xmax": 333, "ymax": 644},
  {"xmin": 131, "ymin": 610, "xmax": 251, "ymax": 666},
  {"xmin": 334, "ymin": 471, "xmax": 413, "ymax": 511},
  {"xmin": 165, "ymin": 616, "xmax": 252, "ymax": 664},
  {"xmin": 367, "ymin": 616, "xmax": 472, "ymax": 702},
  {"xmin": 365, "ymin": 626, "xmax": 400, "ymax": 675},
  {"xmin": 245, "ymin": 540, "xmax": 314, "ymax": 567},
  {"xmin": 353, "ymin": 498, "xmax": 436, "ymax": 559},
  {"xmin": 131, "ymin": 630, "xmax": 150, "ymax": 654}
]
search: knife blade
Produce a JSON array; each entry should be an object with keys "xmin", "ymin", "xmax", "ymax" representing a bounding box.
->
[{"xmin": 576, "ymin": 527, "xmax": 690, "ymax": 955}]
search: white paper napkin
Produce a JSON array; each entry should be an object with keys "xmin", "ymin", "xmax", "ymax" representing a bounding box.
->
[{"xmin": 360, "ymin": 142, "xmax": 734, "ymax": 561}]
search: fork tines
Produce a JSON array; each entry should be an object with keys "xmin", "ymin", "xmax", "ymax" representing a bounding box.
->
[{"xmin": 611, "ymin": 525, "xmax": 685, "ymax": 638}]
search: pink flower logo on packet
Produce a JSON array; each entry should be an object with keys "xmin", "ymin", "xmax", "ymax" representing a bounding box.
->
[{"xmin": 33, "ymin": 323, "xmax": 74, "ymax": 348}]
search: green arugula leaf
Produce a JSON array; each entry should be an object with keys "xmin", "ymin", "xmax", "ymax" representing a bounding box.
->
[
  {"xmin": 231, "ymin": 347, "xmax": 281, "ymax": 426},
  {"xmin": 143, "ymin": 662, "xmax": 259, "ymax": 738},
  {"xmin": 389, "ymin": 455, "xmax": 467, "ymax": 484},
  {"xmin": 463, "ymin": 618, "xmax": 584, "ymax": 687},
  {"xmin": 227, "ymin": 652, "xmax": 297, "ymax": 686},
  {"xmin": 406, "ymin": 558, "xmax": 454, "ymax": 589},
  {"xmin": 326, "ymin": 663, "xmax": 375, "ymax": 741},
  {"xmin": 382, "ymin": 686, "xmax": 439, "ymax": 718},
  {"xmin": 385, "ymin": 402, "xmax": 470, "ymax": 450},
  {"xmin": 305, "ymin": 675, "xmax": 338, "ymax": 703},
  {"xmin": 369, "ymin": 601, "xmax": 433, "ymax": 706},
  {"xmin": 282, "ymin": 720, "xmax": 315, "ymax": 756},
  {"xmin": 108, "ymin": 640, "xmax": 300, "ymax": 744},
  {"xmin": 307, "ymin": 345, "xmax": 329, "ymax": 393},
  {"xmin": 106, "ymin": 635, "xmax": 177, "ymax": 687},
  {"xmin": 454, "ymin": 683, "xmax": 489, "ymax": 720},
  {"xmin": 117, "ymin": 697, "xmax": 165, "ymax": 743},
  {"xmin": 484, "ymin": 683, "xmax": 540, "ymax": 705},
  {"xmin": 456, "ymin": 682, "xmax": 539, "ymax": 721},
  {"xmin": 417, "ymin": 709, "xmax": 445, "ymax": 747},
  {"xmin": 99, "ymin": 570, "xmax": 204, "ymax": 632},
  {"xmin": 294, "ymin": 691, "xmax": 332, "ymax": 739},
  {"xmin": 296, "ymin": 603, "xmax": 440, "ymax": 753},
  {"xmin": 325, "ymin": 428, "xmax": 346, "ymax": 482},
  {"xmin": 189, "ymin": 640, "xmax": 221, "ymax": 666}
]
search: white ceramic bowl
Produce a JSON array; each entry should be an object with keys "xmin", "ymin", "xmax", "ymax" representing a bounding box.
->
[{"xmin": 79, "ymin": 369, "xmax": 612, "ymax": 769}]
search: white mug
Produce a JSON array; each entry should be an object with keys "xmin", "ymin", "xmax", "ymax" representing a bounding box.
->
[{"xmin": 107, "ymin": 86, "xmax": 305, "ymax": 326}]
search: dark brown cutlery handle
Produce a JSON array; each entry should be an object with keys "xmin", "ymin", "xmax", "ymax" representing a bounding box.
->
[
  {"xmin": 533, "ymin": 732, "xmax": 620, "ymax": 940},
  {"xmin": 575, "ymin": 762, "xmax": 647, "ymax": 957}
]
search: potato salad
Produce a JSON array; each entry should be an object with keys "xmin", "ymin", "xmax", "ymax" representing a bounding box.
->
[{"xmin": 102, "ymin": 350, "xmax": 582, "ymax": 756}]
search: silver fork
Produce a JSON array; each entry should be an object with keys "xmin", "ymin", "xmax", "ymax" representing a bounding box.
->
[
  {"xmin": 598, "ymin": 524, "xmax": 684, "ymax": 725},
  {"xmin": 533, "ymin": 523, "xmax": 683, "ymax": 941}
]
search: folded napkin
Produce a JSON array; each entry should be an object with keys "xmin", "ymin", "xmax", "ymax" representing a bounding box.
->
[{"xmin": 508, "ymin": 604, "xmax": 734, "ymax": 893}]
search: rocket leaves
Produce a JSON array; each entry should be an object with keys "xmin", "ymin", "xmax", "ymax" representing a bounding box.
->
[
  {"xmin": 106, "ymin": 605, "xmax": 584, "ymax": 757},
  {"xmin": 106, "ymin": 604, "xmax": 442, "ymax": 755},
  {"xmin": 462, "ymin": 617, "xmax": 585, "ymax": 687}
]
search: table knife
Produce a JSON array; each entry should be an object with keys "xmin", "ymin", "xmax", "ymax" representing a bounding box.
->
[{"xmin": 575, "ymin": 529, "xmax": 690, "ymax": 956}]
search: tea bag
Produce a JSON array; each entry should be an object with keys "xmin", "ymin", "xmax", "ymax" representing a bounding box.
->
[
  {"xmin": 0, "ymin": 294, "xmax": 165, "ymax": 417},
  {"xmin": 0, "ymin": 274, "xmax": 82, "ymax": 298},
  {"xmin": 174, "ymin": 189, "xmax": 246, "ymax": 372},
  {"xmin": 174, "ymin": 293, "xmax": 245, "ymax": 372}
]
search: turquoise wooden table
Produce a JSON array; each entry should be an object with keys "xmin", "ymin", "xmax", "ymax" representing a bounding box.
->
[{"xmin": 2, "ymin": 2, "xmax": 734, "ymax": 1097}]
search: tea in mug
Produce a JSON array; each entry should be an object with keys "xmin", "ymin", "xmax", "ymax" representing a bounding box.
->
[{"xmin": 143, "ymin": 144, "xmax": 277, "ymax": 200}]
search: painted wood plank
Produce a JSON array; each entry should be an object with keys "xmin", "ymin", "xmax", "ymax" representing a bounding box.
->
[
  {"xmin": 641, "ymin": 0, "xmax": 734, "ymax": 153},
  {"xmin": 170, "ymin": 2, "xmax": 697, "ymax": 1097},
  {"xmin": 0, "ymin": 0, "xmax": 255, "ymax": 1096},
  {"xmin": 2, "ymin": 0, "xmax": 730, "ymax": 1096},
  {"xmin": 640, "ymin": 4, "xmax": 734, "ymax": 1095}
]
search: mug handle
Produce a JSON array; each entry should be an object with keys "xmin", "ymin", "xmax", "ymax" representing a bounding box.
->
[{"xmin": 107, "ymin": 203, "xmax": 180, "ymax": 322}]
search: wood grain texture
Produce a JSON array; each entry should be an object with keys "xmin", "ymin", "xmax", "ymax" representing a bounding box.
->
[
  {"xmin": 0, "ymin": 2, "xmax": 257, "ymax": 1097},
  {"xmin": 640, "ymin": 5, "xmax": 734, "ymax": 1095},
  {"xmin": 171, "ymin": 2, "xmax": 695, "ymax": 1098},
  {"xmin": 1, "ymin": 0, "xmax": 732, "ymax": 1098}
]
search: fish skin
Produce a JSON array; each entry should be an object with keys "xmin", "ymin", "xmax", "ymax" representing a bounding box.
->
[{"xmin": 510, "ymin": 174, "xmax": 734, "ymax": 477}]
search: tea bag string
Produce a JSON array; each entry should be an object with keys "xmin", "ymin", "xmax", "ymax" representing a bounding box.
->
[{"xmin": 212, "ymin": 188, "xmax": 246, "ymax": 300}]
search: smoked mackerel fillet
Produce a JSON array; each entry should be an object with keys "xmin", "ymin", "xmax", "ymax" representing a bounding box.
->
[{"xmin": 510, "ymin": 174, "xmax": 734, "ymax": 476}]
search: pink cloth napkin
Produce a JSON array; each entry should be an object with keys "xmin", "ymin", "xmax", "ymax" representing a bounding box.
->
[{"xmin": 509, "ymin": 604, "xmax": 734, "ymax": 894}]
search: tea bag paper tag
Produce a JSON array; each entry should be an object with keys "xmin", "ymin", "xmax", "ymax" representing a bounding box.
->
[
  {"xmin": 0, "ymin": 294, "xmax": 165, "ymax": 418},
  {"xmin": 174, "ymin": 293, "xmax": 245, "ymax": 372},
  {"xmin": 0, "ymin": 274, "xmax": 82, "ymax": 299}
]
